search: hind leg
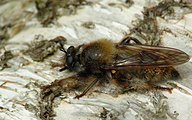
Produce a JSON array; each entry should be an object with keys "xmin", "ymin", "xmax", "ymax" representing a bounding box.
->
[
  {"xmin": 126, "ymin": 78, "xmax": 173, "ymax": 93},
  {"xmin": 111, "ymin": 71, "xmax": 173, "ymax": 93}
]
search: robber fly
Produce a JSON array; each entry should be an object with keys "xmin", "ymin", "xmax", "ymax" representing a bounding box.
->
[{"xmin": 41, "ymin": 36, "xmax": 189, "ymax": 99}]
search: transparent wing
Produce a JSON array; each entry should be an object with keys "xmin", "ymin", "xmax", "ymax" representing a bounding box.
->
[{"xmin": 105, "ymin": 44, "xmax": 190, "ymax": 69}]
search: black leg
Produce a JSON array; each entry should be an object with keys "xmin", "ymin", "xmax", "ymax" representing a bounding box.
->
[
  {"xmin": 120, "ymin": 36, "xmax": 142, "ymax": 45},
  {"xmin": 59, "ymin": 66, "xmax": 68, "ymax": 72},
  {"xmin": 74, "ymin": 78, "xmax": 100, "ymax": 99},
  {"xmin": 147, "ymin": 83, "xmax": 173, "ymax": 93}
]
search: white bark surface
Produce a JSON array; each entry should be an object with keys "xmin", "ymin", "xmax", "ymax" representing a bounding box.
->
[{"xmin": 0, "ymin": 0, "xmax": 192, "ymax": 120}]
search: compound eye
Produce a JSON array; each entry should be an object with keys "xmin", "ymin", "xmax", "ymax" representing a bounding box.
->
[
  {"xmin": 67, "ymin": 46, "xmax": 75, "ymax": 53},
  {"xmin": 66, "ymin": 56, "xmax": 73, "ymax": 67}
]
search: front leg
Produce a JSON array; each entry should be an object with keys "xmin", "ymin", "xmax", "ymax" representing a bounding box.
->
[{"xmin": 120, "ymin": 36, "xmax": 142, "ymax": 45}]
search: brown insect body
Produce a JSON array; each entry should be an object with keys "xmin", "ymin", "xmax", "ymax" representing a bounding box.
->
[
  {"xmin": 40, "ymin": 36, "xmax": 189, "ymax": 119},
  {"xmin": 79, "ymin": 39, "xmax": 115, "ymax": 75},
  {"xmin": 42, "ymin": 36, "xmax": 190, "ymax": 99}
]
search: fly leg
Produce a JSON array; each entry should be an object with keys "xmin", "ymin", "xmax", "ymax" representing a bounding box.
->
[
  {"xmin": 147, "ymin": 83, "xmax": 173, "ymax": 93},
  {"xmin": 74, "ymin": 78, "xmax": 99, "ymax": 99},
  {"xmin": 120, "ymin": 36, "xmax": 142, "ymax": 45},
  {"xmin": 121, "ymin": 77, "xmax": 173, "ymax": 93}
]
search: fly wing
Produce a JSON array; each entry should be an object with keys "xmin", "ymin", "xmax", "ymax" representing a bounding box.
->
[{"xmin": 105, "ymin": 44, "xmax": 190, "ymax": 69}]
